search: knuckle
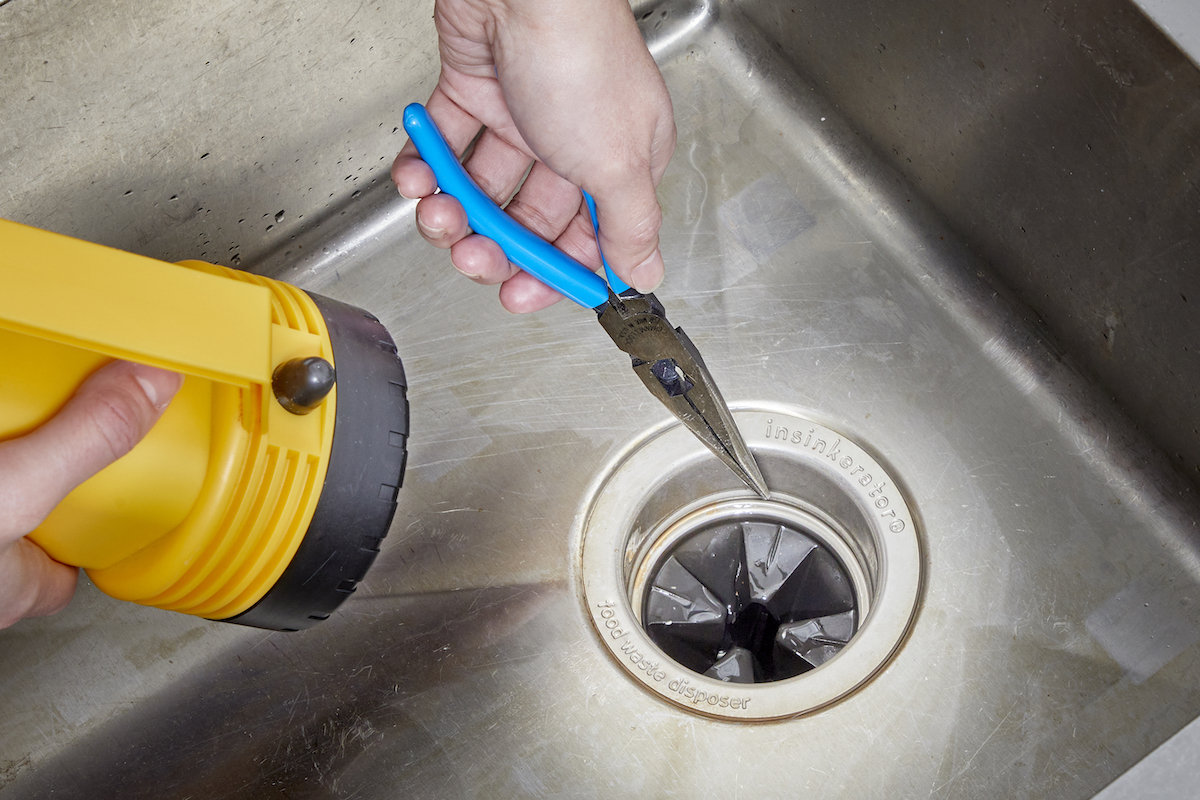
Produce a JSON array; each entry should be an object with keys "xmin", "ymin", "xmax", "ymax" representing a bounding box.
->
[
  {"xmin": 599, "ymin": 197, "xmax": 662, "ymax": 262},
  {"xmin": 0, "ymin": 608, "xmax": 21, "ymax": 630},
  {"xmin": 0, "ymin": 546, "xmax": 40, "ymax": 629},
  {"xmin": 626, "ymin": 205, "xmax": 663, "ymax": 249},
  {"xmin": 506, "ymin": 199, "xmax": 558, "ymax": 241},
  {"xmin": 83, "ymin": 391, "xmax": 147, "ymax": 463}
]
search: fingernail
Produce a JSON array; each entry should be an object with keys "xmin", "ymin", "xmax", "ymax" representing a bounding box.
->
[
  {"xmin": 416, "ymin": 217, "xmax": 446, "ymax": 240},
  {"xmin": 453, "ymin": 263, "xmax": 482, "ymax": 281},
  {"xmin": 630, "ymin": 254, "xmax": 665, "ymax": 294},
  {"xmin": 132, "ymin": 364, "xmax": 184, "ymax": 410},
  {"xmin": 397, "ymin": 184, "xmax": 416, "ymax": 200}
]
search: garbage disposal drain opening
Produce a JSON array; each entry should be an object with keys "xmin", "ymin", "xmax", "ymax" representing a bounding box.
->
[
  {"xmin": 638, "ymin": 500, "xmax": 863, "ymax": 684},
  {"xmin": 578, "ymin": 406, "xmax": 922, "ymax": 721}
]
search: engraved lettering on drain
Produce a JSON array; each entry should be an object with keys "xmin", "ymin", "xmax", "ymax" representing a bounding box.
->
[
  {"xmin": 766, "ymin": 418, "xmax": 906, "ymax": 534},
  {"xmin": 667, "ymin": 677, "xmax": 751, "ymax": 709},
  {"xmin": 595, "ymin": 600, "xmax": 755, "ymax": 708},
  {"xmin": 596, "ymin": 601, "xmax": 668, "ymax": 681},
  {"xmin": 596, "ymin": 602, "xmax": 632, "ymax": 640}
]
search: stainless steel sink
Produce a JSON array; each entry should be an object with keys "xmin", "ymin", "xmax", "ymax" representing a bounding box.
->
[{"xmin": 3, "ymin": 0, "xmax": 1199, "ymax": 797}]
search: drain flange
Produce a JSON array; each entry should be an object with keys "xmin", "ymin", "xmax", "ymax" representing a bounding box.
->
[{"xmin": 577, "ymin": 406, "xmax": 921, "ymax": 720}]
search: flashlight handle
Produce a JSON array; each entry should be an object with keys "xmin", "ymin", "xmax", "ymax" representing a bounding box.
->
[{"xmin": 0, "ymin": 219, "xmax": 273, "ymax": 387}]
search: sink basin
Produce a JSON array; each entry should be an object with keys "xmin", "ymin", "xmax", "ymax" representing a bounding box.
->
[{"xmin": 3, "ymin": 0, "xmax": 1199, "ymax": 797}]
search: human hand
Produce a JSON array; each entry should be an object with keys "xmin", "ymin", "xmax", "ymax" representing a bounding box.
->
[
  {"xmin": 392, "ymin": 0, "xmax": 676, "ymax": 313},
  {"xmin": 0, "ymin": 361, "xmax": 183, "ymax": 629}
]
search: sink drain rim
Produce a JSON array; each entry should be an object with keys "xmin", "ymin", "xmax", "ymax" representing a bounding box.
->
[{"xmin": 576, "ymin": 405, "xmax": 922, "ymax": 721}]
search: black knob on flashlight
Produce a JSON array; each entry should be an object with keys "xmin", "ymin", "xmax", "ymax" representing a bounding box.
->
[{"xmin": 272, "ymin": 356, "xmax": 335, "ymax": 415}]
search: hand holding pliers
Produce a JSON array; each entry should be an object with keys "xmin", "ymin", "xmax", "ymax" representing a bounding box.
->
[{"xmin": 403, "ymin": 103, "xmax": 767, "ymax": 497}]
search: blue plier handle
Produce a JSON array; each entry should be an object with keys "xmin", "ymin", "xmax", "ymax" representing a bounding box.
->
[{"xmin": 402, "ymin": 103, "xmax": 628, "ymax": 308}]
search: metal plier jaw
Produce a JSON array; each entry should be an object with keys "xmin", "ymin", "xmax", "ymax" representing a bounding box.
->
[{"xmin": 597, "ymin": 291, "xmax": 769, "ymax": 498}]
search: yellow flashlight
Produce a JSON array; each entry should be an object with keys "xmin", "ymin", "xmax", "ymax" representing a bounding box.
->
[{"xmin": 0, "ymin": 219, "xmax": 408, "ymax": 631}]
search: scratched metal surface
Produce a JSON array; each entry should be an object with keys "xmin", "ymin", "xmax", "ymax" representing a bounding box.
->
[{"xmin": 3, "ymin": 0, "xmax": 1200, "ymax": 798}]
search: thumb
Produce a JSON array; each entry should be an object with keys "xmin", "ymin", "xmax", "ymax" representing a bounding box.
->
[
  {"xmin": 590, "ymin": 176, "xmax": 667, "ymax": 295},
  {"xmin": 0, "ymin": 361, "xmax": 185, "ymax": 536},
  {"xmin": 0, "ymin": 361, "xmax": 182, "ymax": 627}
]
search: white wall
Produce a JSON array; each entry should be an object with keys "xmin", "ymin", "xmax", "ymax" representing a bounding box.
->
[{"xmin": 1136, "ymin": 0, "xmax": 1200, "ymax": 64}]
